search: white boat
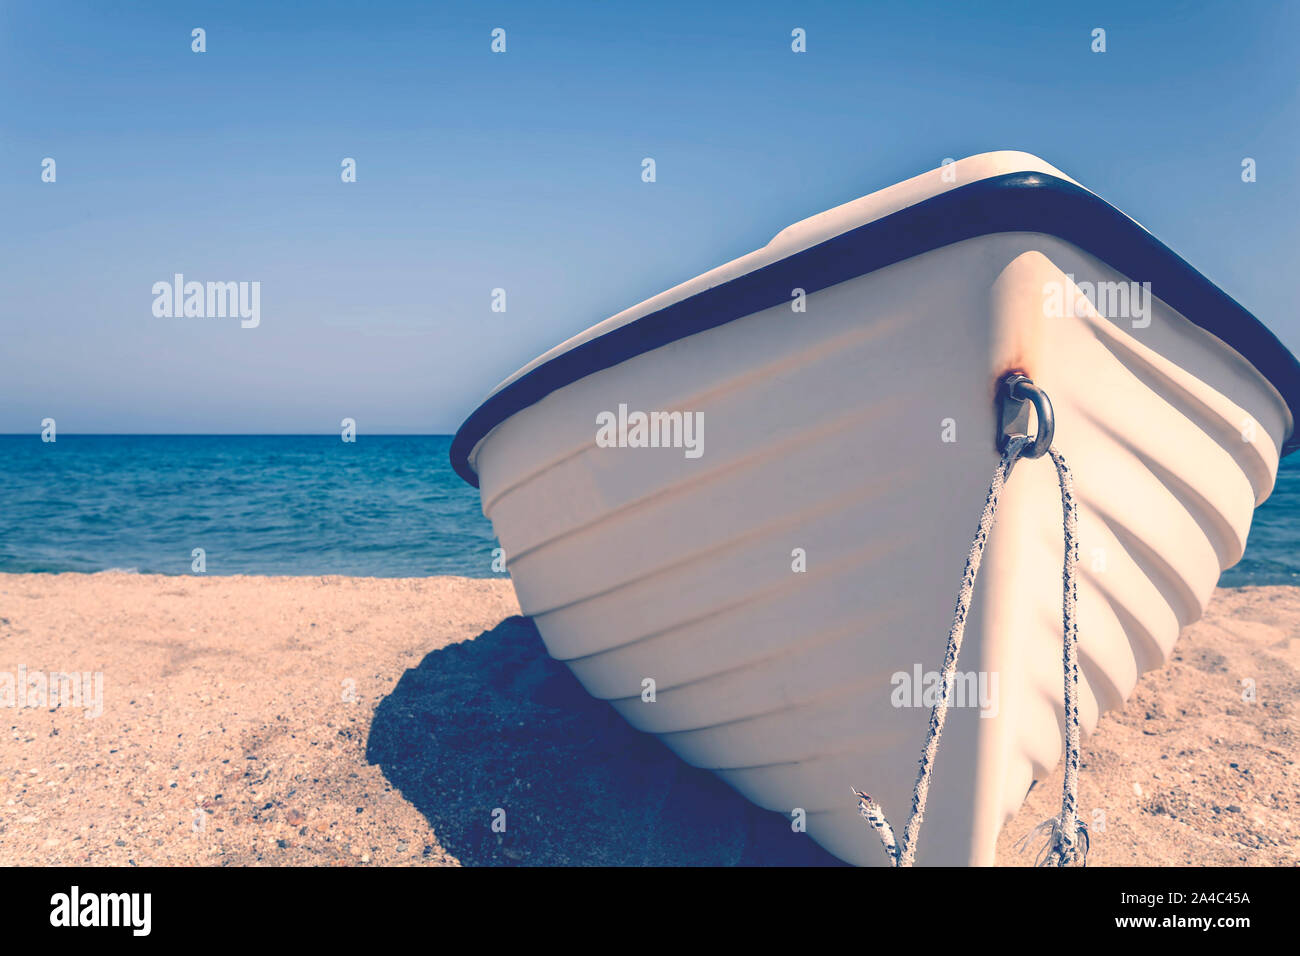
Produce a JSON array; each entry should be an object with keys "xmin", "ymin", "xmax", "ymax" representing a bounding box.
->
[{"xmin": 450, "ymin": 152, "xmax": 1299, "ymax": 866}]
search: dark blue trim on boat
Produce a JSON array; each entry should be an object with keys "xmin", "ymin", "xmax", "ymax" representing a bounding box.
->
[{"xmin": 451, "ymin": 171, "xmax": 1300, "ymax": 486}]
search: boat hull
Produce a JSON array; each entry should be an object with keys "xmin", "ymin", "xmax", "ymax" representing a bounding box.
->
[{"xmin": 467, "ymin": 229, "xmax": 1288, "ymax": 865}]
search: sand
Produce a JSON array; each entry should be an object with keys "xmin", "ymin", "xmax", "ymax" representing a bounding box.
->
[
  {"xmin": 0, "ymin": 573, "xmax": 1295, "ymax": 866},
  {"xmin": 997, "ymin": 585, "xmax": 1299, "ymax": 866}
]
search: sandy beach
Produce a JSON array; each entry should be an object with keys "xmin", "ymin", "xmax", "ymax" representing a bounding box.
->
[{"xmin": 0, "ymin": 573, "xmax": 1295, "ymax": 866}]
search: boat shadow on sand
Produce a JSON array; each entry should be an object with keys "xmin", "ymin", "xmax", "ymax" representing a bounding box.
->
[{"xmin": 367, "ymin": 615, "xmax": 841, "ymax": 866}]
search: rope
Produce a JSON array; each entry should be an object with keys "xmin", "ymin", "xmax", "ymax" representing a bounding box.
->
[{"xmin": 854, "ymin": 437, "xmax": 1086, "ymax": 867}]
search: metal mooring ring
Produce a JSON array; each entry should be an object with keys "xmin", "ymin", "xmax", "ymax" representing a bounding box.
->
[{"xmin": 997, "ymin": 373, "xmax": 1054, "ymax": 459}]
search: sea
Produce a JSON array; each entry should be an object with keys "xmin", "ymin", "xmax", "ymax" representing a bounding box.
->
[
  {"xmin": 0, "ymin": 434, "xmax": 1297, "ymax": 585},
  {"xmin": 0, "ymin": 435, "xmax": 499, "ymax": 577}
]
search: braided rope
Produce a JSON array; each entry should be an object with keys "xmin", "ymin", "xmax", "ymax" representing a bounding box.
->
[
  {"xmin": 851, "ymin": 789, "xmax": 898, "ymax": 865},
  {"xmin": 1043, "ymin": 446, "xmax": 1083, "ymax": 866},
  {"xmin": 855, "ymin": 437, "xmax": 1085, "ymax": 867}
]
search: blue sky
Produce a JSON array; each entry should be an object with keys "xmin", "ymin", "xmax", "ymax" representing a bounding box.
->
[{"xmin": 2, "ymin": 0, "xmax": 1296, "ymax": 433}]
